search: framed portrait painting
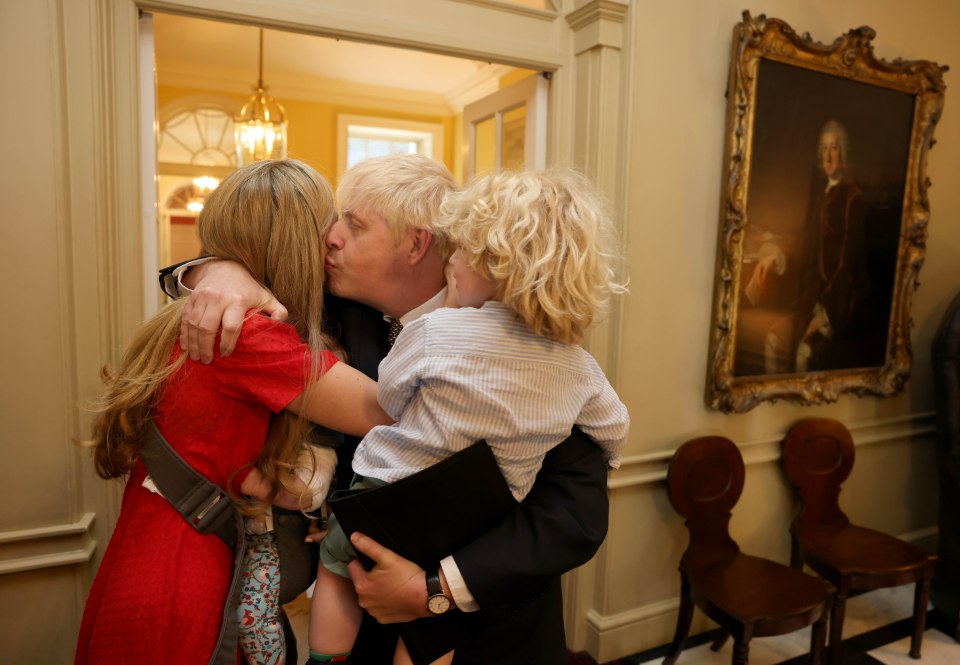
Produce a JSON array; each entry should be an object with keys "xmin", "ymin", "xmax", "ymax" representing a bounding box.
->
[{"xmin": 706, "ymin": 12, "xmax": 947, "ymax": 413}]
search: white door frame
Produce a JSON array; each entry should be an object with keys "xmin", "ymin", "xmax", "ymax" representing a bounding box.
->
[{"xmin": 463, "ymin": 73, "xmax": 549, "ymax": 178}]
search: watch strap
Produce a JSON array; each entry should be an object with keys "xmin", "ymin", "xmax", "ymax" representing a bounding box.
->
[{"xmin": 425, "ymin": 569, "xmax": 443, "ymax": 597}]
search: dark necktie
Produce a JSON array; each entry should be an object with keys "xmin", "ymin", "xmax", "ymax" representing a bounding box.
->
[{"xmin": 388, "ymin": 318, "xmax": 403, "ymax": 347}]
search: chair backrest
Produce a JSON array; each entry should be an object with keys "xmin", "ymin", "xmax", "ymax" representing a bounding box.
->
[
  {"xmin": 667, "ymin": 436, "xmax": 744, "ymax": 564},
  {"xmin": 782, "ymin": 418, "xmax": 854, "ymax": 531}
]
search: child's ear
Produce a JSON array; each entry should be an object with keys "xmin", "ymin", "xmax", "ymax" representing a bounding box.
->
[{"xmin": 408, "ymin": 229, "xmax": 434, "ymax": 264}]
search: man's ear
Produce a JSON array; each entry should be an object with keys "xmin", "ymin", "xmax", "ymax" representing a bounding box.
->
[{"xmin": 407, "ymin": 229, "xmax": 434, "ymax": 265}]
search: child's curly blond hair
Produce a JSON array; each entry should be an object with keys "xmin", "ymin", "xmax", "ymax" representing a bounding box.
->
[{"xmin": 435, "ymin": 169, "xmax": 627, "ymax": 344}]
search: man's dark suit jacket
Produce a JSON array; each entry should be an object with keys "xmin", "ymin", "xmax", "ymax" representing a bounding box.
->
[{"xmin": 324, "ymin": 295, "xmax": 610, "ymax": 665}]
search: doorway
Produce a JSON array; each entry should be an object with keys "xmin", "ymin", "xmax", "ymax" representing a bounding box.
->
[
  {"xmin": 145, "ymin": 11, "xmax": 546, "ymax": 302},
  {"xmin": 141, "ymin": 9, "xmax": 549, "ymax": 654}
]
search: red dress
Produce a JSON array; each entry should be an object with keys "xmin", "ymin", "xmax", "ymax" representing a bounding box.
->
[{"xmin": 76, "ymin": 315, "xmax": 337, "ymax": 664}]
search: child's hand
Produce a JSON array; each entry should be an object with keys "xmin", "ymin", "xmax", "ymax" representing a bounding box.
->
[{"xmin": 304, "ymin": 516, "xmax": 327, "ymax": 543}]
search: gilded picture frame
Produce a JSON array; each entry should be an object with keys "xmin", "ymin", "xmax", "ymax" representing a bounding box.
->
[{"xmin": 706, "ymin": 12, "xmax": 947, "ymax": 413}]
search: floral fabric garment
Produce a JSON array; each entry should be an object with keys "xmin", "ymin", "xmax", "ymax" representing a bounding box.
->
[{"xmin": 239, "ymin": 531, "xmax": 286, "ymax": 665}]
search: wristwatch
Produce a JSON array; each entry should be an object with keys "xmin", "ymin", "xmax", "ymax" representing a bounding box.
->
[{"xmin": 425, "ymin": 569, "xmax": 453, "ymax": 615}]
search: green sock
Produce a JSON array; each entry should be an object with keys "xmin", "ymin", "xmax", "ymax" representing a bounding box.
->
[{"xmin": 308, "ymin": 650, "xmax": 351, "ymax": 663}]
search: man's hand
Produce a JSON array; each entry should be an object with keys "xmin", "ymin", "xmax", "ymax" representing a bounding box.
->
[
  {"xmin": 803, "ymin": 304, "xmax": 831, "ymax": 341},
  {"xmin": 347, "ymin": 532, "xmax": 432, "ymax": 623},
  {"xmin": 180, "ymin": 260, "xmax": 287, "ymax": 363}
]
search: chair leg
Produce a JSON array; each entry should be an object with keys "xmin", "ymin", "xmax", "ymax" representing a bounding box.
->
[
  {"xmin": 910, "ymin": 576, "xmax": 931, "ymax": 659},
  {"xmin": 732, "ymin": 636, "xmax": 750, "ymax": 665},
  {"xmin": 790, "ymin": 535, "xmax": 802, "ymax": 569},
  {"xmin": 663, "ymin": 572, "xmax": 694, "ymax": 665},
  {"xmin": 711, "ymin": 631, "xmax": 730, "ymax": 652},
  {"xmin": 809, "ymin": 606, "xmax": 829, "ymax": 665},
  {"xmin": 827, "ymin": 589, "xmax": 847, "ymax": 665}
]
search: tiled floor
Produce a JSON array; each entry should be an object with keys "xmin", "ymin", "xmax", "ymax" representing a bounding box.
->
[
  {"xmin": 616, "ymin": 586, "xmax": 959, "ymax": 665},
  {"xmin": 285, "ymin": 591, "xmax": 312, "ymax": 657},
  {"xmin": 285, "ymin": 585, "xmax": 960, "ymax": 664},
  {"xmin": 868, "ymin": 627, "xmax": 959, "ymax": 665}
]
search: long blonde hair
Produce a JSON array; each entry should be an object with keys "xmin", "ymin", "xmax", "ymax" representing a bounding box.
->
[
  {"xmin": 89, "ymin": 160, "xmax": 336, "ymax": 506},
  {"xmin": 435, "ymin": 169, "xmax": 628, "ymax": 344}
]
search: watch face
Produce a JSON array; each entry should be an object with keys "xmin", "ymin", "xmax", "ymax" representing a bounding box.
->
[{"xmin": 427, "ymin": 594, "xmax": 451, "ymax": 614}]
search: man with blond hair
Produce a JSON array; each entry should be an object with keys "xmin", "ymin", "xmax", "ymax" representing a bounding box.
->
[{"xmin": 164, "ymin": 153, "xmax": 610, "ymax": 664}]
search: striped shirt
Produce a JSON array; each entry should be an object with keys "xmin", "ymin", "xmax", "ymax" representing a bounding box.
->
[{"xmin": 352, "ymin": 301, "xmax": 629, "ymax": 501}]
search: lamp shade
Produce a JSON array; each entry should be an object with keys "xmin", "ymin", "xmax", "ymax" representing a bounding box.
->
[
  {"xmin": 234, "ymin": 29, "xmax": 288, "ymax": 165},
  {"xmin": 234, "ymin": 87, "xmax": 287, "ymax": 164}
]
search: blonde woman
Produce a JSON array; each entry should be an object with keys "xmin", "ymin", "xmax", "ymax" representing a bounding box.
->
[
  {"xmin": 75, "ymin": 160, "xmax": 390, "ymax": 665},
  {"xmin": 308, "ymin": 169, "xmax": 630, "ymax": 665}
]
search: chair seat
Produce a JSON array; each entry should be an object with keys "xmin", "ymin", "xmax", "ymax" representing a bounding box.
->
[
  {"xmin": 689, "ymin": 552, "xmax": 832, "ymax": 635},
  {"xmin": 797, "ymin": 523, "xmax": 932, "ymax": 588},
  {"xmin": 666, "ymin": 436, "xmax": 832, "ymax": 665},
  {"xmin": 783, "ymin": 418, "xmax": 936, "ymax": 665}
]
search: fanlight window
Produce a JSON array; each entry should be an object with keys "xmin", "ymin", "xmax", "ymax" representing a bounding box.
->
[{"xmin": 158, "ymin": 106, "xmax": 236, "ymax": 167}]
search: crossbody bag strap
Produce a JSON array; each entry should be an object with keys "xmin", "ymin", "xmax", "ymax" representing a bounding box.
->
[{"xmin": 140, "ymin": 420, "xmax": 246, "ymax": 665}]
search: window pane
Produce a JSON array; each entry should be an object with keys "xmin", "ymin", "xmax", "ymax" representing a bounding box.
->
[
  {"xmin": 193, "ymin": 148, "xmax": 232, "ymax": 167},
  {"xmin": 347, "ymin": 138, "xmax": 366, "ymax": 169},
  {"xmin": 389, "ymin": 141, "xmax": 415, "ymax": 155},
  {"xmin": 368, "ymin": 140, "xmax": 391, "ymax": 158},
  {"xmin": 342, "ymin": 119, "xmax": 440, "ymax": 170},
  {"xmin": 159, "ymin": 108, "xmax": 236, "ymax": 166}
]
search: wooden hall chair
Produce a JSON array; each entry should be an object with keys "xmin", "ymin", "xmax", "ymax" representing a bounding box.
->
[
  {"xmin": 782, "ymin": 418, "xmax": 937, "ymax": 664},
  {"xmin": 663, "ymin": 436, "xmax": 832, "ymax": 665}
]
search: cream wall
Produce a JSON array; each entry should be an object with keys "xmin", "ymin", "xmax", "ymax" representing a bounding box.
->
[
  {"xmin": 0, "ymin": 1, "xmax": 126, "ymax": 661},
  {"xmin": 583, "ymin": 0, "xmax": 958, "ymax": 661},
  {"xmin": 1, "ymin": 0, "xmax": 957, "ymax": 663}
]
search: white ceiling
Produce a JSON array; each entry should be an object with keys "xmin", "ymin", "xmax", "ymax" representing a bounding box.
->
[{"xmin": 152, "ymin": 12, "xmax": 515, "ymax": 105}]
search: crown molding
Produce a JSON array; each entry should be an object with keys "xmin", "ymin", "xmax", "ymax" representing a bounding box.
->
[
  {"xmin": 565, "ymin": 0, "xmax": 628, "ymax": 31},
  {"xmin": 565, "ymin": 0, "xmax": 628, "ymax": 53},
  {"xmin": 444, "ymin": 63, "xmax": 514, "ymax": 112},
  {"xmin": 160, "ymin": 57, "xmax": 517, "ymax": 116}
]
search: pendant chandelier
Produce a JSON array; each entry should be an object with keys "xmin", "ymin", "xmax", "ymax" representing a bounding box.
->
[{"xmin": 234, "ymin": 29, "xmax": 288, "ymax": 165}]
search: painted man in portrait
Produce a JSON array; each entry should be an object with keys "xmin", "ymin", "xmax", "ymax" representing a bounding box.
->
[{"xmin": 745, "ymin": 119, "xmax": 873, "ymax": 374}]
